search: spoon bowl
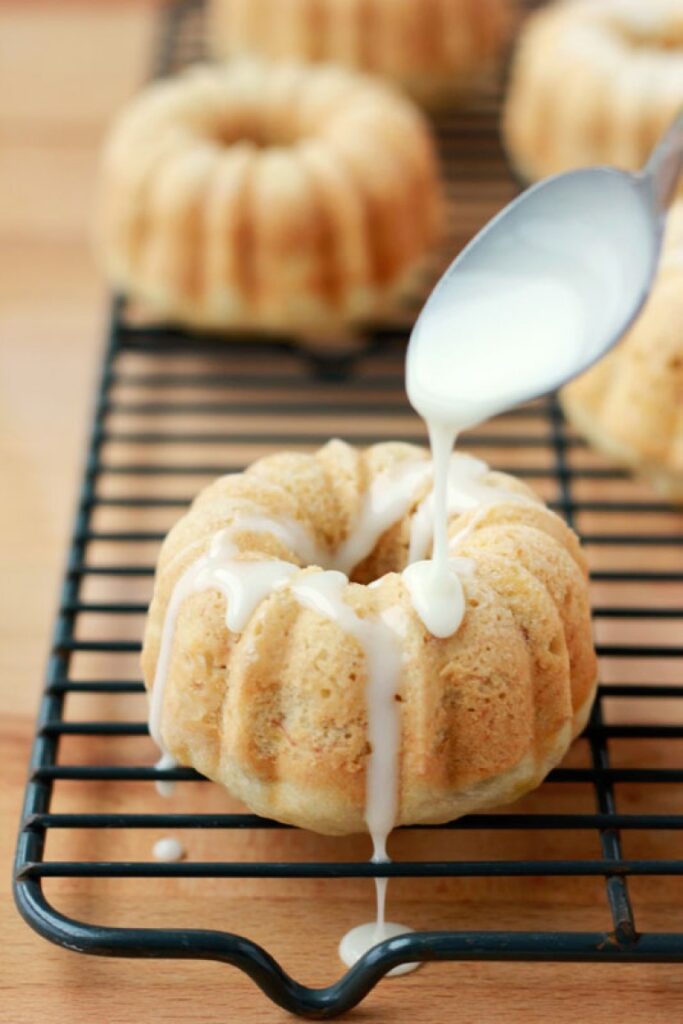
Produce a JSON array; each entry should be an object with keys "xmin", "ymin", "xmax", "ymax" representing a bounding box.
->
[{"xmin": 407, "ymin": 111, "xmax": 683, "ymax": 430}]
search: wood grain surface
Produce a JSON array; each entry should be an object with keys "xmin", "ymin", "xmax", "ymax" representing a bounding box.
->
[{"xmin": 2, "ymin": 3, "xmax": 682, "ymax": 1022}]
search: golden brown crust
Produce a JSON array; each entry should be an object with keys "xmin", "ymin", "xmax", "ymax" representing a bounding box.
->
[
  {"xmin": 142, "ymin": 441, "xmax": 597, "ymax": 835},
  {"xmin": 207, "ymin": 0, "xmax": 515, "ymax": 107},
  {"xmin": 503, "ymin": 0, "xmax": 683, "ymax": 185},
  {"xmin": 98, "ymin": 60, "xmax": 441, "ymax": 334}
]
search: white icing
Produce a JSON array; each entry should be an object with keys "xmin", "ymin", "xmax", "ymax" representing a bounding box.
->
[
  {"xmin": 226, "ymin": 509, "xmax": 325, "ymax": 567},
  {"xmin": 408, "ymin": 452, "xmax": 532, "ymax": 563},
  {"xmin": 289, "ymin": 570, "xmax": 418, "ymax": 958},
  {"xmin": 428, "ymin": 423, "xmax": 456, "ymax": 575},
  {"xmin": 401, "ymin": 177, "xmax": 645, "ymax": 652},
  {"xmin": 289, "ymin": 570, "xmax": 403, "ymax": 862},
  {"xmin": 198, "ymin": 546, "xmax": 298, "ymax": 634},
  {"xmin": 379, "ymin": 603, "xmax": 409, "ymax": 640},
  {"xmin": 339, "ymin": 920, "xmax": 419, "ymax": 977},
  {"xmin": 334, "ymin": 459, "xmax": 431, "ymax": 575},
  {"xmin": 407, "ymin": 279, "xmax": 590, "ymax": 430},
  {"xmin": 153, "ymin": 837, "xmax": 185, "ymax": 862},
  {"xmin": 149, "ymin": 520, "xmax": 302, "ymax": 752},
  {"xmin": 405, "ymin": 147, "xmax": 661, "ymax": 431},
  {"xmin": 153, "ymin": 753, "xmax": 178, "ymax": 798},
  {"xmin": 396, "ymin": 422, "xmax": 468, "ymax": 643},
  {"xmin": 402, "ymin": 559, "xmax": 467, "ymax": 639},
  {"xmin": 154, "ymin": 751, "xmax": 178, "ymax": 799}
]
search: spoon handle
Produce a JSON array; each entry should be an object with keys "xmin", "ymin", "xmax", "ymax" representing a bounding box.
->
[{"xmin": 642, "ymin": 108, "xmax": 683, "ymax": 214}]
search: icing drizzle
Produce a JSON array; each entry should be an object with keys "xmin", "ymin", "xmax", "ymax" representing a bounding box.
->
[
  {"xmin": 290, "ymin": 571, "xmax": 403, "ymax": 859},
  {"xmin": 334, "ymin": 459, "xmax": 431, "ymax": 574},
  {"xmin": 149, "ymin": 524, "xmax": 300, "ymax": 750},
  {"xmin": 408, "ymin": 447, "xmax": 532, "ymax": 564},
  {"xmin": 149, "ymin": 447, "xmax": 527, "ymax": 965}
]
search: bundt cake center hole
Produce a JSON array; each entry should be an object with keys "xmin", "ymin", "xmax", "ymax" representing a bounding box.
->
[
  {"xmin": 206, "ymin": 118, "xmax": 302, "ymax": 150},
  {"xmin": 349, "ymin": 559, "xmax": 404, "ymax": 587}
]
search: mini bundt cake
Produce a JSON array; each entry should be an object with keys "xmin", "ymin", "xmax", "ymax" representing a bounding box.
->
[
  {"xmin": 142, "ymin": 440, "xmax": 597, "ymax": 836},
  {"xmin": 562, "ymin": 200, "xmax": 683, "ymax": 500},
  {"xmin": 207, "ymin": 0, "xmax": 515, "ymax": 107},
  {"xmin": 504, "ymin": 0, "xmax": 683, "ymax": 183},
  {"xmin": 98, "ymin": 60, "xmax": 441, "ymax": 334}
]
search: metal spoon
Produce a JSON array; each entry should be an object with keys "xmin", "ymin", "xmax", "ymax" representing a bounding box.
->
[{"xmin": 407, "ymin": 110, "xmax": 683, "ymax": 428}]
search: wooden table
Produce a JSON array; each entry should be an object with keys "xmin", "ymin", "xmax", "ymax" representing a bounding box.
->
[{"xmin": 2, "ymin": 3, "xmax": 682, "ymax": 1021}]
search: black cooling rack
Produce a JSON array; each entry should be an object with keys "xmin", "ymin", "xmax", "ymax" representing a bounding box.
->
[{"xmin": 13, "ymin": 0, "xmax": 683, "ymax": 1018}]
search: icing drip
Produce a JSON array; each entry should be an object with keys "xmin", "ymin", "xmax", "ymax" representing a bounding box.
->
[
  {"xmin": 291, "ymin": 571, "xmax": 415, "ymax": 961},
  {"xmin": 408, "ymin": 449, "xmax": 530, "ymax": 564},
  {"xmin": 399, "ymin": 424, "xmax": 471, "ymax": 642},
  {"xmin": 334, "ymin": 459, "xmax": 431, "ymax": 574},
  {"xmin": 401, "ymin": 440, "xmax": 535, "ymax": 638},
  {"xmin": 149, "ymin": 519, "xmax": 305, "ymax": 753},
  {"xmin": 289, "ymin": 571, "xmax": 403, "ymax": 861},
  {"xmin": 154, "ymin": 751, "xmax": 178, "ymax": 799},
  {"xmin": 429, "ymin": 423, "xmax": 456, "ymax": 577},
  {"xmin": 402, "ymin": 558, "xmax": 472, "ymax": 638}
]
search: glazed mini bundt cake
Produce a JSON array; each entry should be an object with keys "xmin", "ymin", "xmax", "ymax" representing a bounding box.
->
[
  {"xmin": 142, "ymin": 440, "xmax": 597, "ymax": 836},
  {"xmin": 207, "ymin": 0, "xmax": 515, "ymax": 107},
  {"xmin": 504, "ymin": 0, "xmax": 683, "ymax": 183},
  {"xmin": 562, "ymin": 200, "xmax": 683, "ymax": 500},
  {"xmin": 98, "ymin": 60, "xmax": 441, "ymax": 334}
]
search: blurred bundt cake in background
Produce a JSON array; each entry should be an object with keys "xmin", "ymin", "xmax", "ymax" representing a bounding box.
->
[
  {"xmin": 504, "ymin": 0, "xmax": 683, "ymax": 183},
  {"xmin": 562, "ymin": 200, "xmax": 683, "ymax": 500},
  {"xmin": 98, "ymin": 59, "xmax": 442, "ymax": 335},
  {"xmin": 207, "ymin": 0, "xmax": 516, "ymax": 107}
]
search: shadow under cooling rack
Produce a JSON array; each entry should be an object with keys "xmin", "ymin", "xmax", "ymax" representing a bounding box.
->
[{"xmin": 13, "ymin": 0, "xmax": 683, "ymax": 1018}]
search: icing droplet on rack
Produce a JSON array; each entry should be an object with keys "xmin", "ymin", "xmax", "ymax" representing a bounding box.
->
[
  {"xmin": 339, "ymin": 921, "xmax": 419, "ymax": 977},
  {"xmin": 153, "ymin": 837, "xmax": 185, "ymax": 862},
  {"xmin": 149, "ymin": 520, "xmax": 305, "ymax": 751}
]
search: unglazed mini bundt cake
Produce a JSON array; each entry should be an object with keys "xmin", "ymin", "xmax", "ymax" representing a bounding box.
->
[
  {"xmin": 207, "ymin": 0, "xmax": 515, "ymax": 107},
  {"xmin": 142, "ymin": 440, "xmax": 597, "ymax": 835},
  {"xmin": 562, "ymin": 200, "xmax": 683, "ymax": 500},
  {"xmin": 98, "ymin": 60, "xmax": 441, "ymax": 334},
  {"xmin": 504, "ymin": 0, "xmax": 683, "ymax": 183}
]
